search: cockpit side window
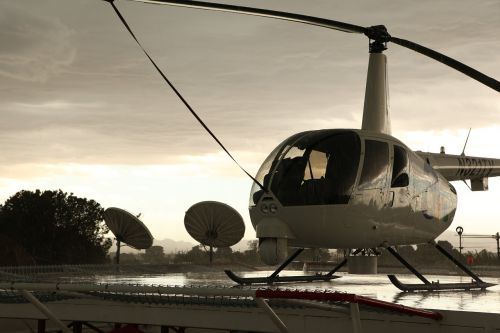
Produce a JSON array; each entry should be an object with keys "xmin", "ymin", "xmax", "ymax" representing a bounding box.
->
[
  {"xmin": 391, "ymin": 145, "xmax": 409, "ymax": 187},
  {"xmin": 358, "ymin": 140, "xmax": 389, "ymax": 190}
]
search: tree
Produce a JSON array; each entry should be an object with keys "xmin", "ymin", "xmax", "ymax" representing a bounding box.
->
[
  {"xmin": 173, "ymin": 245, "xmax": 208, "ymax": 264},
  {"xmin": 144, "ymin": 245, "xmax": 165, "ymax": 263},
  {"xmin": 214, "ymin": 246, "xmax": 233, "ymax": 262},
  {"xmin": 0, "ymin": 189, "xmax": 112, "ymax": 265}
]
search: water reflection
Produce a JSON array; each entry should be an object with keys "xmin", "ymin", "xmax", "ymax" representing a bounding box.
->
[
  {"xmin": 79, "ymin": 270, "xmax": 500, "ymax": 314},
  {"xmin": 391, "ymin": 288, "xmax": 495, "ymax": 312}
]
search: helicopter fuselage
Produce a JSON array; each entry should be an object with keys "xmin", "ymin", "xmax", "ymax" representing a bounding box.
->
[{"xmin": 249, "ymin": 129, "xmax": 457, "ymax": 263}]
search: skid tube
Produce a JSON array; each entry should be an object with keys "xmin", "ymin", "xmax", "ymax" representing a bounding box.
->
[
  {"xmin": 225, "ymin": 248, "xmax": 361, "ymax": 285},
  {"xmin": 386, "ymin": 242, "xmax": 496, "ymax": 292}
]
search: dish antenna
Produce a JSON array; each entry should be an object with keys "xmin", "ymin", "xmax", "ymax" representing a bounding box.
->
[
  {"xmin": 104, "ymin": 207, "xmax": 154, "ymax": 264},
  {"xmin": 184, "ymin": 201, "xmax": 245, "ymax": 263}
]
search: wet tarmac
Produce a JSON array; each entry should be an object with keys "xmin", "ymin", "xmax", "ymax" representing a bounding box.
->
[{"xmin": 94, "ymin": 270, "xmax": 500, "ymax": 314}]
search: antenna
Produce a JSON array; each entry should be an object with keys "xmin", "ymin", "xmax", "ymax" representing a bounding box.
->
[
  {"xmin": 461, "ymin": 128, "xmax": 472, "ymax": 156},
  {"xmin": 460, "ymin": 128, "xmax": 473, "ymax": 187},
  {"xmin": 104, "ymin": 207, "xmax": 154, "ymax": 264},
  {"xmin": 184, "ymin": 201, "xmax": 245, "ymax": 263}
]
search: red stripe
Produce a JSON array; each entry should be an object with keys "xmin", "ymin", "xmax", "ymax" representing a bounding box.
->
[
  {"xmin": 254, "ymin": 289, "xmax": 442, "ymax": 320},
  {"xmin": 355, "ymin": 295, "xmax": 443, "ymax": 320}
]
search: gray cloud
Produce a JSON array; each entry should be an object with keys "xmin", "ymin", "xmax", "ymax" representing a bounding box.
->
[
  {"xmin": 0, "ymin": 0, "xmax": 498, "ymax": 167},
  {"xmin": 0, "ymin": 4, "xmax": 76, "ymax": 82}
]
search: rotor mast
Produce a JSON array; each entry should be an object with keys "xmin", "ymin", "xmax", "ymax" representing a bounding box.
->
[{"xmin": 361, "ymin": 26, "xmax": 392, "ymax": 135}]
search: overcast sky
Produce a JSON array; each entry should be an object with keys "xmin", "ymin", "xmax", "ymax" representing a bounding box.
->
[{"xmin": 1, "ymin": 0, "xmax": 499, "ymax": 246}]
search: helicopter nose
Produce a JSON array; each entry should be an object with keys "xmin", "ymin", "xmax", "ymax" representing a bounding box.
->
[
  {"xmin": 259, "ymin": 202, "xmax": 279, "ymax": 215},
  {"xmin": 256, "ymin": 196, "xmax": 281, "ymax": 216}
]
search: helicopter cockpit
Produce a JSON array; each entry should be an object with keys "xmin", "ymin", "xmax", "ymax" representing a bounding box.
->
[{"xmin": 251, "ymin": 130, "xmax": 361, "ymax": 206}]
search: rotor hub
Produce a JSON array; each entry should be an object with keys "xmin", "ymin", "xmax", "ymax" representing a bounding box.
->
[
  {"xmin": 364, "ymin": 25, "xmax": 390, "ymax": 53},
  {"xmin": 364, "ymin": 25, "xmax": 391, "ymax": 42}
]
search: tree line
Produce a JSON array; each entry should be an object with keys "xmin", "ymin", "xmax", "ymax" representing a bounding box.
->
[
  {"xmin": 0, "ymin": 190, "xmax": 111, "ymax": 265},
  {"xmin": 0, "ymin": 189, "xmax": 497, "ymax": 267},
  {"xmin": 120, "ymin": 240, "xmax": 500, "ymax": 268}
]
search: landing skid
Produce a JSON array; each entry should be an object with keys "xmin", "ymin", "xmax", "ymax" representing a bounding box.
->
[
  {"xmin": 388, "ymin": 274, "xmax": 495, "ymax": 292},
  {"xmin": 225, "ymin": 248, "xmax": 348, "ymax": 285},
  {"xmin": 224, "ymin": 269, "xmax": 340, "ymax": 285},
  {"xmin": 387, "ymin": 242, "xmax": 496, "ymax": 292}
]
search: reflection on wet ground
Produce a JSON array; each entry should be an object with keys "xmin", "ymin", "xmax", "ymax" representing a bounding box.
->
[{"xmin": 84, "ymin": 270, "xmax": 500, "ymax": 313}]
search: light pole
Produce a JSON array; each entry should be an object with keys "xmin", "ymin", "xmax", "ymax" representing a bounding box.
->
[
  {"xmin": 496, "ymin": 232, "xmax": 499, "ymax": 261},
  {"xmin": 456, "ymin": 226, "xmax": 464, "ymax": 255}
]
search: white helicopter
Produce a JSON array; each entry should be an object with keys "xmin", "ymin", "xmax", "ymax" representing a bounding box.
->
[{"xmin": 105, "ymin": 0, "xmax": 500, "ymax": 291}]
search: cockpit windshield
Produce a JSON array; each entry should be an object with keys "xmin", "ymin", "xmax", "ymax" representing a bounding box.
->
[
  {"xmin": 249, "ymin": 132, "xmax": 306, "ymax": 205},
  {"xmin": 250, "ymin": 130, "xmax": 361, "ymax": 206}
]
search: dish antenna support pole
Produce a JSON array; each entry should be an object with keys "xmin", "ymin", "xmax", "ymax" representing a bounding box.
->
[
  {"xmin": 116, "ymin": 239, "xmax": 121, "ymax": 265},
  {"xmin": 362, "ymin": 40, "xmax": 391, "ymax": 135}
]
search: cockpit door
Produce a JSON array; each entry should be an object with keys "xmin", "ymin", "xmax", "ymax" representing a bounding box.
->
[
  {"xmin": 389, "ymin": 145, "xmax": 411, "ymax": 209},
  {"xmin": 351, "ymin": 139, "xmax": 391, "ymax": 219}
]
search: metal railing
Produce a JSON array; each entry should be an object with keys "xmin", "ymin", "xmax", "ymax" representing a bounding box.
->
[{"xmin": 0, "ymin": 282, "xmax": 442, "ymax": 333}]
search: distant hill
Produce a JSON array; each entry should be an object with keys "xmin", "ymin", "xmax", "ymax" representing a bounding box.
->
[
  {"xmin": 118, "ymin": 238, "xmax": 194, "ymax": 254},
  {"xmin": 117, "ymin": 238, "xmax": 255, "ymax": 254},
  {"xmin": 231, "ymin": 239, "xmax": 254, "ymax": 252},
  {"xmin": 154, "ymin": 238, "xmax": 195, "ymax": 253},
  {"xmin": 155, "ymin": 238, "xmax": 254, "ymax": 253}
]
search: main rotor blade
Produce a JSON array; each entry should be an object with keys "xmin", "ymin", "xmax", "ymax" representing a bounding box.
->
[
  {"xmin": 131, "ymin": 0, "xmax": 366, "ymax": 34},
  {"xmin": 391, "ymin": 37, "xmax": 500, "ymax": 92},
  {"xmin": 127, "ymin": 0, "xmax": 500, "ymax": 93}
]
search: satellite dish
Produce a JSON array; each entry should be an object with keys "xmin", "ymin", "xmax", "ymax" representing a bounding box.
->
[
  {"xmin": 104, "ymin": 207, "xmax": 154, "ymax": 264},
  {"xmin": 184, "ymin": 201, "xmax": 245, "ymax": 262}
]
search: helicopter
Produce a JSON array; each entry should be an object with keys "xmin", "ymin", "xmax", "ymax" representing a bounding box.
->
[{"xmin": 105, "ymin": 0, "xmax": 500, "ymax": 291}]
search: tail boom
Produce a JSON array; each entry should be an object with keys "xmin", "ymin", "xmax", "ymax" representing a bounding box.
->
[{"xmin": 416, "ymin": 152, "xmax": 500, "ymax": 187}]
